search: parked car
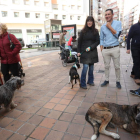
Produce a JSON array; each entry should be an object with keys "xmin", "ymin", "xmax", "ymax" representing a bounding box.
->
[
  {"xmin": 17, "ymin": 38, "xmax": 25, "ymax": 48},
  {"xmin": 37, "ymin": 38, "xmax": 46, "ymax": 47},
  {"xmin": 26, "ymin": 43, "xmax": 38, "ymax": 48}
]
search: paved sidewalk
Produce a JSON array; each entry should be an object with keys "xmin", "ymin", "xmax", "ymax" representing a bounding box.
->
[{"xmin": 0, "ymin": 47, "xmax": 140, "ymax": 140}]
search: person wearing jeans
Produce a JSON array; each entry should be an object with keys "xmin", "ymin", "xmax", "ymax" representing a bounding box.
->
[{"xmin": 77, "ymin": 16, "xmax": 100, "ymax": 89}]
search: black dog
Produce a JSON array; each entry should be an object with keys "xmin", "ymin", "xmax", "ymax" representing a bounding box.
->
[
  {"xmin": 69, "ymin": 63, "xmax": 80, "ymax": 89},
  {"xmin": 0, "ymin": 77, "xmax": 24, "ymax": 111}
]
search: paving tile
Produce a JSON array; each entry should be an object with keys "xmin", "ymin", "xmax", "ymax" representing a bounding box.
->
[
  {"xmin": 26, "ymin": 106, "xmax": 40, "ymax": 114},
  {"xmin": 33, "ymin": 100, "xmax": 47, "ymax": 107},
  {"xmin": 36, "ymin": 108, "xmax": 50, "ymax": 116},
  {"xmin": 5, "ymin": 109, "xmax": 23, "ymax": 119},
  {"xmin": 67, "ymin": 123, "xmax": 84, "ymax": 136},
  {"xmin": 44, "ymin": 102, "xmax": 56, "ymax": 109},
  {"xmin": 59, "ymin": 99, "xmax": 71, "ymax": 105},
  {"xmin": 28, "ymin": 114, "xmax": 44, "ymax": 125},
  {"xmin": 76, "ymin": 108, "xmax": 88, "ymax": 115},
  {"xmin": 8, "ymin": 133, "xmax": 26, "ymax": 140},
  {"xmin": 0, "ymin": 117, "xmax": 14, "ymax": 128},
  {"xmin": 53, "ymin": 121, "xmax": 69, "ymax": 132},
  {"xmin": 72, "ymin": 115, "xmax": 86, "ymax": 124},
  {"xmin": 40, "ymin": 118, "xmax": 56, "ymax": 128},
  {"xmin": 30, "ymin": 126, "xmax": 50, "ymax": 140},
  {"xmin": 58, "ymin": 89, "xmax": 68, "ymax": 94},
  {"xmin": 67, "ymin": 91, "xmax": 77, "ymax": 95},
  {"xmin": 49, "ymin": 98, "xmax": 61, "ymax": 103},
  {"xmin": 6, "ymin": 120, "xmax": 24, "ymax": 131},
  {"xmin": 82, "ymin": 125, "xmax": 94, "ymax": 139},
  {"xmin": 17, "ymin": 123, "xmax": 36, "ymax": 136},
  {"xmin": 47, "ymin": 110, "xmax": 62, "ymax": 119},
  {"xmin": 69, "ymin": 100, "xmax": 81, "ymax": 107},
  {"xmin": 63, "ymin": 95, "xmax": 74, "ymax": 100},
  {"xmin": 55, "ymin": 93, "xmax": 65, "ymax": 98},
  {"xmin": 65, "ymin": 106, "xmax": 78, "ymax": 114},
  {"xmin": 16, "ymin": 103, "xmax": 31, "ymax": 111},
  {"xmin": 59, "ymin": 113, "xmax": 74, "ymax": 122},
  {"xmin": 0, "ymin": 130, "xmax": 13, "ymax": 139},
  {"xmin": 80, "ymin": 138, "xmax": 91, "ymax": 140},
  {"xmin": 80, "ymin": 102, "xmax": 93, "ymax": 109},
  {"xmin": 63, "ymin": 133, "xmax": 80, "ymax": 140},
  {"xmin": 45, "ymin": 130, "xmax": 64, "ymax": 140},
  {"xmin": 53, "ymin": 104, "xmax": 67, "ymax": 111},
  {"xmin": 17, "ymin": 112, "xmax": 33, "ymax": 122}
]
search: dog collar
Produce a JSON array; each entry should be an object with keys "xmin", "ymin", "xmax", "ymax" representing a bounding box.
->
[{"xmin": 73, "ymin": 64, "xmax": 77, "ymax": 69}]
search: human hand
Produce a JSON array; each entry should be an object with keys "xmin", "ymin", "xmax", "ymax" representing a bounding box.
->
[
  {"xmin": 77, "ymin": 53, "xmax": 80, "ymax": 56},
  {"xmin": 106, "ymin": 22, "xmax": 111, "ymax": 28},
  {"xmin": 126, "ymin": 50, "xmax": 130, "ymax": 54},
  {"xmin": 86, "ymin": 47, "xmax": 90, "ymax": 52}
]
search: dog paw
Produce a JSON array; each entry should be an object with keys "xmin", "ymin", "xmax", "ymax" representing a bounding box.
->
[
  {"xmin": 123, "ymin": 124, "xmax": 127, "ymax": 129},
  {"xmin": 111, "ymin": 133, "xmax": 120, "ymax": 139},
  {"xmin": 14, "ymin": 104, "xmax": 17, "ymax": 107},
  {"xmin": 91, "ymin": 135, "xmax": 97, "ymax": 140}
]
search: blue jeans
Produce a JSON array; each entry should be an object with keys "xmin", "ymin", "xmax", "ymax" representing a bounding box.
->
[{"xmin": 81, "ymin": 64, "xmax": 94, "ymax": 87}]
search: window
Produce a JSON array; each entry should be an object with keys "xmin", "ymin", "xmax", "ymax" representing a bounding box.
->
[
  {"xmin": 62, "ymin": 15, "xmax": 66, "ymax": 20},
  {"xmin": 77, "ymin": 6, "xmax": 81, "ymax": 10},
  {"xmin": 45, "ymin": 14, "xmax": 49, "ymax": 19},
  {"xmin": 1, "ymin": 11, "xmax": 7, "ymax": 17},
  {"xmin": 70, "ymin": 15, "xmax": 73, "ymax": 20},
  {"xmin": 12, "ymin": 0, "xmax": 19, "ymax": 4},
  {"xmin": 77, "ymin": 16, "xmax": 81, "ymax": 20},
  {"xmin": 35, "ymin": 13, "xmax": 40, "ymax": 18},
  {"xmin": 24, "ymin": 0, "xmax": 30, "ymax": 5},
  {"xmin": 14, "ymin": 12, "xmax": 19, "ymax": 17},
  {"xmin": 34, "ymin": 1, "xmax": 39, "ymax": 6},
  {"xmin": 54, "ymin": 14, "xmax": 58, "ymax": 19},
  {"xmin": 44, "ymin": 2, "xmax": 49, "ymax": 7},
  {"xmin": 62, "ymin": 5, "xmax": 67, "ymax": 10},
  {"xmin": 25, "ymin": 13, "xmax": 30, "ymax": 18},
  {"xmin": 71, "ymin": 5, "xmax": 75, "ymax": 10},
  {"xmin": 52, "ymin": 4, "xmax": 58, "ymax": 10}
]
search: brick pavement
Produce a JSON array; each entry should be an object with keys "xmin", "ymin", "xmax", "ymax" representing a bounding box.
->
[{"xmin": 0, "ymin": 47, "xmax": 140, "ymax": 140}]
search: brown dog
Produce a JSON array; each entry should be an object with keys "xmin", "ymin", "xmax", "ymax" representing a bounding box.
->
[{"xmin": 85, "ymin": 102, "xmax": 140, "ymax": 140}]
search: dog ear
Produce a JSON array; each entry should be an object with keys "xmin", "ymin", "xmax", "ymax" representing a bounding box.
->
[{"xmin": 132, "ymin": 104, "xmax": 138, "ymax": 114}]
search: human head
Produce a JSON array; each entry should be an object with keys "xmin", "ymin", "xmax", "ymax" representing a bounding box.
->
[
  {"xmin": 105, "ymin": 9, "xmax": 114, "ymax": 22},
  {"xmin": 72, "ymin": 35, "xmax": 76, "ymax": 41},
  {"xmin": 63, "ymin": 30, "xmax": 67, "ymax": 35},
  {"xmin": 0, "ymin": 23, "xmax": 7, "ymax": 35}
]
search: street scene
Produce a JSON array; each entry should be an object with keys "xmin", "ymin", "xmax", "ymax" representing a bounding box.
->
[{"xmin": 0, "ymin": 0, "xmax": 140, "ymax": 140}]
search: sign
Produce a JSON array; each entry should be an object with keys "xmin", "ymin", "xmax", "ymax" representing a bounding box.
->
[
  {"xmin": 52, "ymin": 32, "xmax": 60, "ymax": 39},
  {"xmin": 8, "ymin": 29, "xmax": 22, "ymax": 33},
  {"xmin": 27, "ymin": 29, "xmax": 42, "ymax": 33}
]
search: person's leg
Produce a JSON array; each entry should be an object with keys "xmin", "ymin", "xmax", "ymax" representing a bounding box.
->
[
  {"xmin": 87, "ymin": 64, "xmax": 94, "ymax": 84},
  {"xmin": 1, "ymin": 64, "xmax": 11, "ymax": 82},
  {"xmin": 9, "ymin": 63, "xmax": 19, "ymax": 77},
  {"xmin": 131, "ymin": 49, "xmax": 140, "ymax": 83},
  {"xmin": 102, "ymin": 49, "xmax": 111, "ymax": 81},
  {"xmin": 81, "ymin": 64, "xmax": 89, "ymax": 88}
]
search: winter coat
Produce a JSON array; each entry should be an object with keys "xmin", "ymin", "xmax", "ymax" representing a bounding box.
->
[
  {"xmin": 77, "ymin": 28, "xmax": 100, "ymax": 64},
  {"xmin": 0, "ymin": 32, "xmax": 21, "ymax": 64}
]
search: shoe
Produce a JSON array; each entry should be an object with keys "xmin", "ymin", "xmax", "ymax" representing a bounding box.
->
[
  {"xmin": 101, "ymin": 81, "xmax": 109, "ymax": 87},
  {"xmin": 130, "ymin": 75, "xmax": 135, "ymax": 78},
  {"xmin": 116, "ymin": 82, "xmax": 121, "ymax": 89},
  {"xmin": 87, "ymin": 82, "xmax": 95, "ymax": 86},
  {"xmin": 80, "ymin": 86, "xmax": 87, "ymax": 89},
  {"xmin": 130, "ymin": 90, "xmax": 140, "ymax": 96},
  {"xmin": 134, "ymin": 79, "xmax": 140, "ymax": 84}
]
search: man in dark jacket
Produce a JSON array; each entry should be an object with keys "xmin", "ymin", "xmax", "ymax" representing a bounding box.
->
[{"xmin": 126, "ymin": 14, "xmax": 140, "ymax": 84}]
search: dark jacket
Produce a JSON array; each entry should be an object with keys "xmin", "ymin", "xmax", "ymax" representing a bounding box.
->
[
  {"xmin": 77, "ymin": 29, "xmax": 100, "ymax": 64},
  {"xmin": 127, "ymin": 21, "xmax": 140, "ymax": 50},
  {"xmin": 0, "ymin": 32, "xmax": 21, "ymax": 64}
]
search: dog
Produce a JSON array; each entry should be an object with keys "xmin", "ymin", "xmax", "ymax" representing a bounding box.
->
[
  {"xmin": 85, "ymin": 102, "xmax": 140, "ymax": 140},
  {"xmin": 69, "ymin": 63, "xmax": 80, "ymax": 89},
  {"xmin": 0, "ymin": 77, "xmax": 24, "ymax": 111}
]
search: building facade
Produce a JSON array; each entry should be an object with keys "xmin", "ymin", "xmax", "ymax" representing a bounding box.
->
[{"xmin": 0, "ymin": 0, "xmax": 89, "ymax": 44}]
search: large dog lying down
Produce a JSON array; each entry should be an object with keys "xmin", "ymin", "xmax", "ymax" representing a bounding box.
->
[
  {"xmin": 86, "ymin": 102, "xmax": 140, "ymax": 140},
  {"xmin": 0, "ymin": 77, "xmax": 24, "ymax": 111}
]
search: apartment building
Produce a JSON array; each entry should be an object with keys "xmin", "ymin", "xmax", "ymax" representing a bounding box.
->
[{"xmin": 0, "ymin": 0, "xmax": 89, "ymax": 44}]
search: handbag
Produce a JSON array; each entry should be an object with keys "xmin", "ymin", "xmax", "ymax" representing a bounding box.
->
[{"xmin": 8, "ymin": 34, "xmax": 15, "ymax": 50}]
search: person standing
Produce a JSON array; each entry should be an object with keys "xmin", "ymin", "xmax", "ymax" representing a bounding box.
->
[
  {"xmin": 77, "ymin": 16, "xmax": 100, "ymax": 89},
  {"xmin": 59, "ymin": 30, "xmax": 67, "ymax": 60},
  {"xmin": 100, "ymin": 9, "xmax": 122, "ymax": 89},
  {"xmin": 0, "ymin": 23, "xmax": 21, "ymax": 82}
]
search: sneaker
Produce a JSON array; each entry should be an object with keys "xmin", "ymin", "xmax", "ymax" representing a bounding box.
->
[
  {"xmin": 116, "ymin": 82, "xmax": 121, "ymax": 89},
  {"xmin": 130, "ymin": 90, "xmax": 140, "ymax": 96},
  {"xmin": 80, "ymin": 86, "xmax": 87, "ymax": 89},
  {"xmin": 101, "ymin": 81, "xmax": 109, "ymax": 87},
  {"xmin": 87, "ymin": 82, "xmax": 95, "ymax": 86}
]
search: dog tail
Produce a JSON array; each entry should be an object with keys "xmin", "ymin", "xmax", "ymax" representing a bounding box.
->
[{"xmin": 85, "ymin": 112, "xmax": 100, "ymax": 139}]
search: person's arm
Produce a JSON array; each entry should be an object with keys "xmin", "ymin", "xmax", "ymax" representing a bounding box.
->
[
  {"xmin": 127, "ymin": 26, "xmax": 133, "ymax": 51},
  {"xmin": 77, "ymin": 31, "xmax": 83, "ymax": 56},
  {"xmin": 59, "ymin": 34, "xmax": 62, "ymax": 45},
  {"xmin": 106, "ymin": 21, "xmax": 122, "ymax": 38},
  {"xmin": 68, "ymin": 37, "xmax": 73, "ymax": 46},
  {"xmin": 90, "ymin": 30, "xmax": 100, "ymax": 51},
  {"xmin": 9, "ymin": 34, "xmax": 21, "ymax": 56},
  {"xmin": 100, "ymin": 26, "xmax": 104, "ymax": 51}
]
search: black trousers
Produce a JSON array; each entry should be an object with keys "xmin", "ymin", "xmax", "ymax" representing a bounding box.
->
[
  {"xmin": 1, "ymin": 63, "xmax": 19, "ymax": 82},
  {"xmin": 131, "ymin": 49, "xmax": 140, "ymax": 79}
]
